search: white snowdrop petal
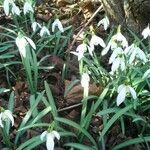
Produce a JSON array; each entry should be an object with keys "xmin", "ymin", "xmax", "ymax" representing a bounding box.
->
[
  {"xmin": 11, "ymin": 3, "xmax": 21, "ymax": 15},
  {"xmin": 23, "ymin": 2, "xmax": 34, "ymax": 15},
  {"xmin": 97, "ymin": 16, "xmax": 109, "ymax": 30},
  {"xmin": 16, "ymin": 37, "xmax": 27, "ymax": 57},
  {"xmin": 101, "ymin": 41, "xmax": 111, "ymax": 56},
  {"xmin": 76, "ymin": 43, "xmax": 87, "ymax": 52},
  {"xmin": 109, "ymin": 48, "xmax": 122, "ymax": 64},
  {"xmin": 90, "ymin": 35, "xmax": 106, "ymax": 48},
  {"xmin": 40, "ymin": 26, "xmax": 50, "ymax": 37},
  {"xmin": 40, "ymin": 131, "xmax": 48, "ymax": 141},
  {"xmin": 143, "ymin": 69, "xmax": 150, "ymax": 78},
  {"xmin": 129, "ymin": 49, "xmax": 136, "ymax": 64},
  {"xmin": 52, "ymin": 130, "xmax": 60, "ymax": 140},
  {"xmin": 117, "ymin": 86, "xmax": 126, "ymax": 106},
  {"xmin": 120, "ymin": 58, "xmax": 126, "ymax": 71},
  {"xmin": 52, "ymin": 22, "xmax": 56, "ymax": 33},
  {"xmin": 0, "ymin": 113, "xmax": 4, "ymax": 128},
  {"xmin": 32, "ymin": 22, "xmax": 37, "ymax": 32},
  {"xmin": 71, "ymin": 51, "xmax": 84, "ymax": 61},
  {"xmin": 111, "ymin": 57, "xmax": 120, "ymax": 73},
  {"xmin": 52, "ymin": 19, "xmax": 64, "ymax": 33},
  {"xmin": 3, "ymin": 0, "xmax": 10, "ymax": 16},
  {"xmin": 117, "ymin": 84, "xmax": 126, "ymax": 93},
  {"xmin": 142, "ymin": 26, "xmax": 150, "ymax": 39},
  {"xmin": 57, "ymin": 20, "xmax": 64, "ymax": 32},
  {"xmin": 137, "ymin": 49, "xmax": 147, "ymax": 63},
  {"xmin": 15, "ymin": 6, "xmax": 21, "ymax": 15},
  {"xmin": 25, "ymin": 37, "xmax": 36, "ymax": 49},
  {"xmin": 88, "ymin": 45, "xmax": 94, "ymax": 56},
  {"xmin": 46, "ymin": 134, "xmax": 55, "ymax": 150},
  {"xmin": 4, "ymin": 110, "xmax": 14, "ymax": 126},
  {"xmin": 128, "ymin": 86, "xmax": 137, "ymax": 99}
]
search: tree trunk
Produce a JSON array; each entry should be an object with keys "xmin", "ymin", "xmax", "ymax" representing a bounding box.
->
[{"xmin": 101, "ymin": 0, "xmax": 150, "ymax": 33}]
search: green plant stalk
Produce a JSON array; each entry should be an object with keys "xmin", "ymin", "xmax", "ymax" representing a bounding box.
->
[
  {"xmin": 21, "ymin": 47, "xmax": 38, "ymax": 94},
  {"xmin": 79, "ymin": 59, "xmax": 83, "ymax": 75},
  {"xmin": 22, "ymin": 58, "xmax": 35, "ymax": 94},
  {"xmin": 1, "ymin": 127, "xmax": 12, "ymax": 148},
  {"xmin": 12, "ymin": 15, "xmax": 19, "ymax": 30},
  {"xmin": 80, "ymin": 86, "xmax": 89, "ymax": 125},
  {"xmin": 29, "ymin": 95, "xmax": 38, "ymax": 118}
]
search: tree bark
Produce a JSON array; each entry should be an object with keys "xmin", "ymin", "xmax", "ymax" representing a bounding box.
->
[{"xmin": 101, "ymin": 0, "xmax": 150, "ymax": 33}]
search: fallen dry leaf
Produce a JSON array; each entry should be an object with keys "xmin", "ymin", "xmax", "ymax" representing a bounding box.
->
[{"xmin": 65, "ymin": 81, "xmax": 103, "ymax": 104}]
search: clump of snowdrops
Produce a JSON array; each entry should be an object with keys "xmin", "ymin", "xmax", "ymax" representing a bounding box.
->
[{"xmin": 0, "ymin": 0, "xmax": 150, "ymax": 150}]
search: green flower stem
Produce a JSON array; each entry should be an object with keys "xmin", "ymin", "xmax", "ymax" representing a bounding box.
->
[
  {"xmin": 12, "ymin": 16, "xmax": 19, "ymax": 31},
  {"xmin": 1, "ymin": 127, "xmax": 12, "ymax": 148},
  {"xmin": 79, "ymin": 59, "xmax": 83, "ymax": 75},
  {"xmin": 80, "ymin": 86, "xmax": 89, "ymax": 125}
]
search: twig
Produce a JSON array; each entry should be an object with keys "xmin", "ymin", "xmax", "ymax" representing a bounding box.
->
[
  {"xmin": 66, "ymin": 4, "xmax": 103, "ymax": 53},
  {"xmin": 58, "ymin": 103, "xmax": 82, "ymax": 112}
]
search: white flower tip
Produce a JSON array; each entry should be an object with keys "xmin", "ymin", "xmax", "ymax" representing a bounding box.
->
[
  {"xmin": 97, "ymin": 16, "xmax": 110, "ymax": 30},
  {"xmin": 52, "ymin": 19, "xmax": 64, "ymax": 33},
  {"xmin": 52, "ymin": 130, "xmax": 60, "ymax": 140},
  {"xmin": 0, "ymin": 110, "xmax": 14, "ymax": 127},
  {"xmin": 40, "ymin": 131, "xmax": 48, "ymax": 141}
]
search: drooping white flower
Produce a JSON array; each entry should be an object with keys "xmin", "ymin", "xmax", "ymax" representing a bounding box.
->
[
  {"xmin": 23, "ymin": 1, "xmax": 34, "ymax": 15},
  {"xmin": 88, "ymin": 34, "xmax": 106, "ymax": 56},
  {"xmin": 143, "ymin": 69, "xmax": 150, "ymax": 79},
  {"xmin": 125, "ymin": 44, "xmax": 147, "ymax": 64},
  {"xmin": 40, "ymin": 26, "xmax": 50, "ymax": 37},
  {"xmin": 3, "ymin": 0, "xmax": 10, "ymax": 16},
  {"xmin": 142, "ymin": 25, "xmax": 150, "ymax": 39},
  {"xmin": 16, "ymin": 34, "xmax": 36, "ymax": 58},
  {"xmin": 116, "ymin": 84, "xmax": 137, "ymax": 106},
  {"xmin": 97, "ymin": 16, "xmax": 110, "ymax": 30},
  {"xmin": 40, "ymin": 130, "xmax": 60, "ymax": 150},
  {"xmin": 110, "ymin": 56, "xmax": 126, "ymax": 74},
  {"xmin": 0, "ymin": 109, "xmax": 14, "ymax": 128},
  {"xmin": 90, "ymin": 35, "xmax": 106, "ymax": 48},
  {"xmin": 31, "ymin": 22, "xmax": 41, "ymax": 32},
  {"xmin": 109, "ymin": 47, "xmax": 124, "ymax": 64},
  {"xmin": 71, "ymin": 43, "xmax": 87, "ymax": 61},
  {"xmin": 81, "ymin": 73, "xmax": 90, "ymax": 89},
  {"xmin": 3, "ymin": 0, "xmax": 20, "ymax": 16},
  {"xmin": 52, "ymin": 19, "xmax": 64, "ymax": 33},
  {"xmin": 108, "ymin": 47, "xmax": 126, "ymax": 74},
  {"xmin": 101, "ymin": 28, "xmax": 128, "ymax": 56},
  {"xmin": 11, "ymin": 3, "xmax": 21, "ymax": 15}
]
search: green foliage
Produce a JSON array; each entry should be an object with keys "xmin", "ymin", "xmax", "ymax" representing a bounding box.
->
[{"xmin": 0, "ymin": 0, "xmax": 150, "ymax": 149}]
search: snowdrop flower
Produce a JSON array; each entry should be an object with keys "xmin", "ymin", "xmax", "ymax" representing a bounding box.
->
[
  {"xmin": 71, "ymin": 43, "xmax": 87, "ymax": 61},
  {"xmin": 52, "ymin": 19, "xmax": 64, "ymax": 33},
  {"xmin": 97, "ymin": 16, "xmax": 110, "ymax": 30},
  {"xmin": 16, "ymin": 34, "xmax": 36, "ymax": 58},
  {"xmin": 102, "ymin": 27, "xmax": 128, "ymax": 56},
  {"xmin": 143, "ymin": 69, "xmax": 150, "ymax": 79},
  {"xmin": 109, "ymin": 47, "xmax": 124, "ymax": 64},
  {"xmin": 108, "ymin": 47, "xmax": 126, "ymax": 74},
  {"xmin": 40, "ymin": 26, "xmax": 50, "ymax": 37},
  {"xmin": 88, "ymin": 34, "xmax": 106, "ymax": 56},
  {"xmin": 110, "ymin": 56, "xmax": 126, "ymax": 74},
  {"xmin": 125, "ymin": 44, "xmax": 147, "ymax": 64},
  {"xmin": 40, "ymin": 130, "xmax": 60, "ymax": 150},
  {"xmin": 23, "ymin": 1, "xmax": 34, "ymax": 15},
  {"xmin": 11, "ymin": 3, "xmax": 21, "ymax": 15},
  {"xmin": 3, "ymin": 0, "xmax": 20, "ymax": 16},
  {"xmin": 0, "ymin": 108, "xmax": 14, "ymax": 128},
  {"xmin": 117, "ymin": 84, "xmax": 137, "ymax": 106},
  {"xmin": 142, "ymin": 25, "xmax": 150, "ymax": 39},
  {"xmin": 31, "ymin": 22, "xmax": 41, "ymax": 32}
]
